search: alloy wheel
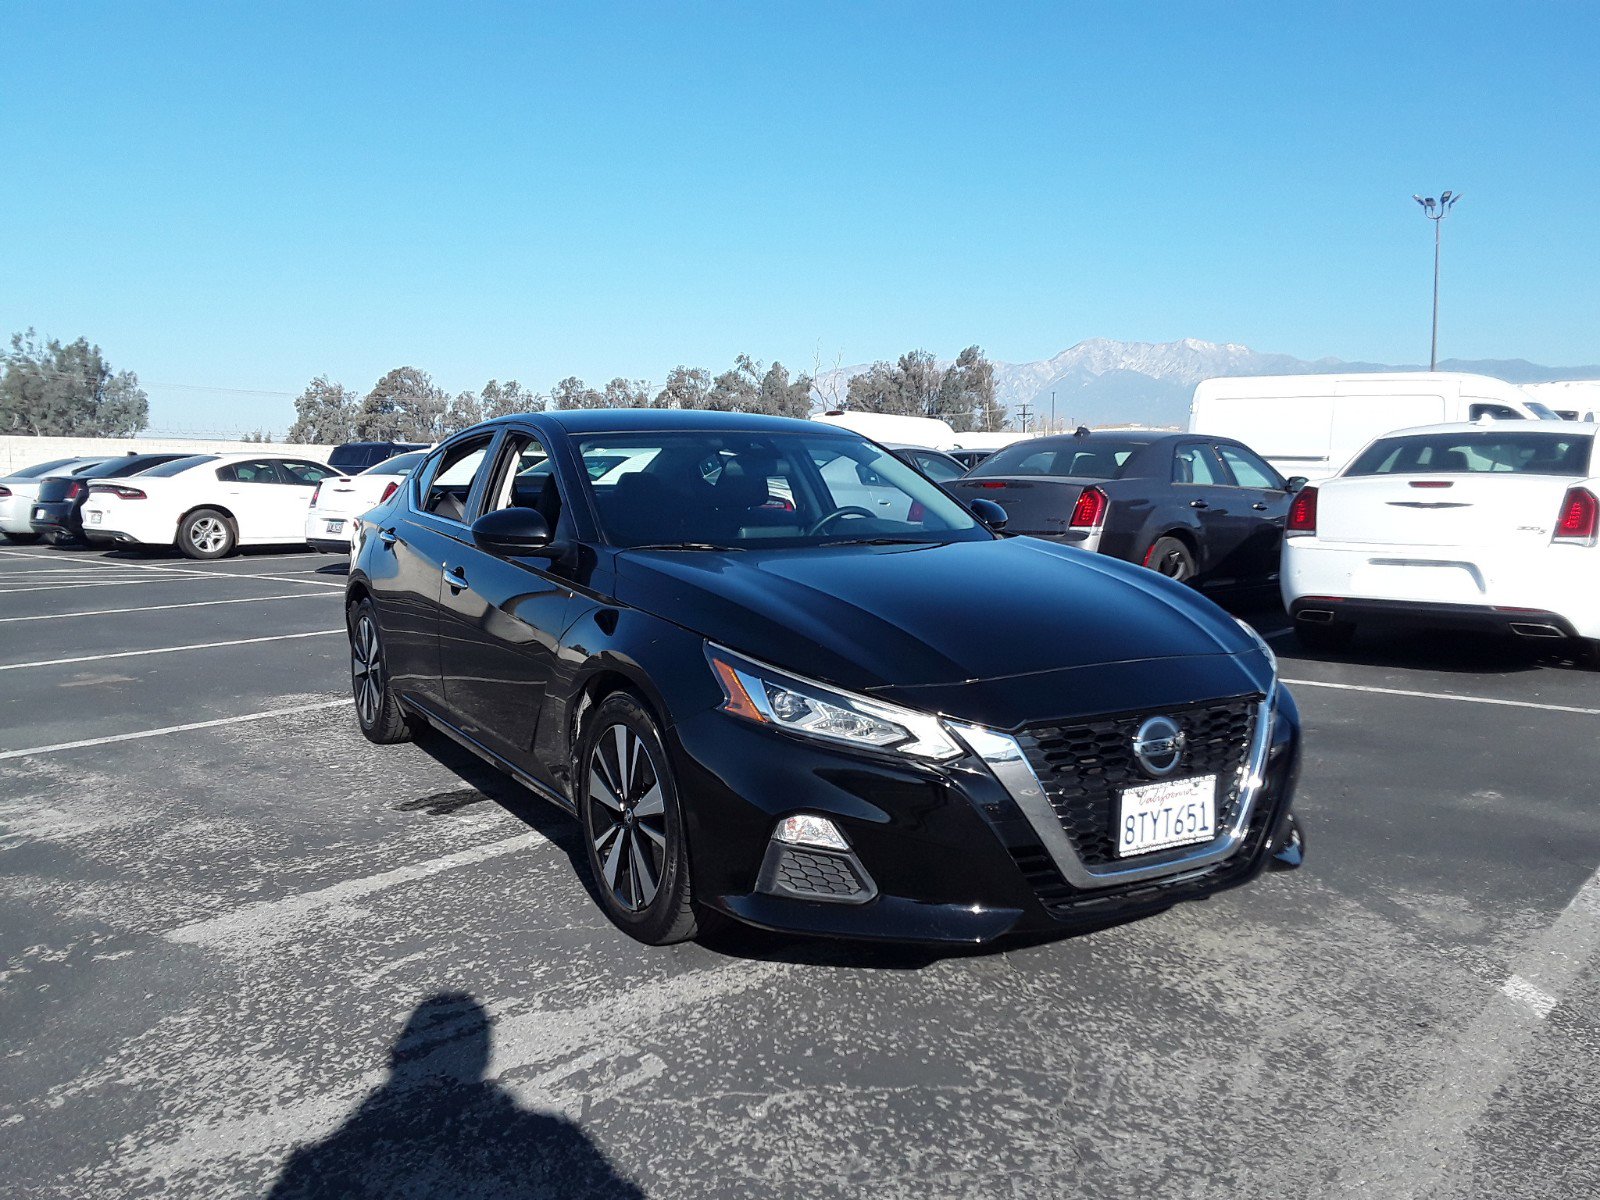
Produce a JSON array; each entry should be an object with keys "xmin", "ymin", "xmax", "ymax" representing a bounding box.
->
[
  {"xmin": 189, "ymin": 517, "xmax": 228, "ymax": 554},
  {"xmin": 1152, "ymin": 545, "xmax": 1192, "ymax": 580},
  {"xmin": 351, "ymin": 615, "xmax": 383, "ymax": 728},
  {"xmin": 586, "ymin": 723, "xmax": 667, "ymax": 912}
]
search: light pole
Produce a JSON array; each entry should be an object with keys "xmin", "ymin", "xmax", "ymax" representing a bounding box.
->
[{"xmin": 1412, "ymin": 190, "xmax": 1461, "ymax": 370}]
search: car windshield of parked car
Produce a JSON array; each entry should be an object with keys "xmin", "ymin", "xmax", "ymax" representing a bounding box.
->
[
  {"xmin": 1346, "ymin": 432, "xmax": 1594, "ymax": 476},
  {"xmin": 138, "ymin": 455, "xmax": 220, "ymax": 477},
  {"xmin": 360, "ymin": 451, "xmax": 426, "ymax": 477},
  {"xmin": 967, "ymin": 438, "xmax": 1144, "ymax": 479},
  {"xmin": 576, "ymin": 430, "xmax": 989, "ymax": 549}
]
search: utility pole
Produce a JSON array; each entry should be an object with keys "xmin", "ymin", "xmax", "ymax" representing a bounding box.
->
[
  {"xmin": 1413, "ymin": 191, "xmax": 1461, "ymax": 371},
  {"xmin": 1016, "ymin": 402, "xmax": 1033, "ymax": 432},
  {"xmin": 1050, "ymin": 390, "xmax": 1056, "ymax": 435}
]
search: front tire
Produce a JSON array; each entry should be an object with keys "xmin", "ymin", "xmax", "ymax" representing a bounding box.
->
[
  {"xmin": 178, "ymin": 509, "xmax": 236, "ymax": 559},
  {"xmin": 1144, "ymin": 535, "xmax": 1197, "ymax": 583},
  {"xmin": 578, "ymin": 693, "xmax": 703, "ymax": 945},
  {"xmin": 349, "ymin": 598, "xmax": 413, "ymax": 744}
]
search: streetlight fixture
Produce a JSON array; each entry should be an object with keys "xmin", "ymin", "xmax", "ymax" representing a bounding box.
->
[{"xmin": 1413, "ymin": 190, "xmax": 1461, "ymax": 370}]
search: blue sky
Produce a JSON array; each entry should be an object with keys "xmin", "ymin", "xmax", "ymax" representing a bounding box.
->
[{"xmin": 4, "ymin": 1, "xmax": 1598, "ymax": 432}]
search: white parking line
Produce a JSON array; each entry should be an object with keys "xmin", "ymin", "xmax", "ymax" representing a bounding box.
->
[
  {"xmin": 1281, "ymin": 676, "xmax": 1600, "ymax": 717},
  {"xmin": 0, "ymin": 592, "xmax": 342, "ymax": 624},
  {"xmin": 0, "ymin": 629, "xmax": 343, "ymax": 673},
  {"xmin": 1318, "ymin": 866, "xmax": 1600, "ymax": 1197},
  {"xmin": 0, "ymin": 697, "xmax": 348, "ymax": 761},
  {"xmin": 0, "ymin": 547, "xmax": 345, "ymax": 589}
]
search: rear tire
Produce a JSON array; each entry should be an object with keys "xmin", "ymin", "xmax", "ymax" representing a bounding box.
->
[
  {"xmin": 1294, "ymin": 621, "xmax": 1357, "ymax": 654},
  {"xmin": 349, "ymin": 598, "xmax": 413, "ymax": 744},
  {"xmin": 578, "ymin": 693, "xmax": 706, "ymax": 945},
  {"xmin": 178, "ymin": 509, "xmax": 236, "ymax": 560},
  {"xmin": 3, "ymin": 531, "xmax": 42, "ymax": 545},
  {"xmin": 1144, "ymin": 536, "xmax": 1196, "ymax": 583}
]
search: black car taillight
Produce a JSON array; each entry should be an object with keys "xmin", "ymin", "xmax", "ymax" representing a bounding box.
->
[
  {"xmin": 65, "ymin": 482, "xmax": 83, "ymax": 500},
  {"xmin": 1069, "ymin": 485, "xmax": 1108, "ymax": 529},
  {"xmin": 1286, "ymin": 486, "xmax": 1318, "ymax": 535},
  {"xmin": 1554, "ymin": 486, "xmax": 1598, "ymax": 544}
]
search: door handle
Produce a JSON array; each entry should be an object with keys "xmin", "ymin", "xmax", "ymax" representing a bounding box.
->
[
  {"xmin": 378, "ymin": 529, "xmax": 398, "ymax": 549},
  {"xmin": 1189, "ymin": 499, "xmax": 1209, "ymax": 510},
  {"xmin": 443, "ymin": 565, "xmax": 469, "ymax": 591},
  {"xmin": 1251, "ymin": 502, "xmax": 1269, "ymax": 511}
]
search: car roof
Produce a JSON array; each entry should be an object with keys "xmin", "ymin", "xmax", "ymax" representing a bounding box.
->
[
  {"xmin": 1377, "ymin": 420, "xmax": 1598, "ymax": 438},
  {"xmin": 503, "ymin": 410, "xmax": 841, "ymax": 437},
  {"xmin": 997, "ymin": 431, "xmax": 1182, "ymax": 449}
]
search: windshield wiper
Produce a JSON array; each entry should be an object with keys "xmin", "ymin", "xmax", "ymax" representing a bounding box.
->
[
  {"xmin": 823, "ymin": 537, "xmax": 941, "ymax": 547},
  {"xmin": 626, "ymin": 542, "xmax": 745, "ymax": 552}
]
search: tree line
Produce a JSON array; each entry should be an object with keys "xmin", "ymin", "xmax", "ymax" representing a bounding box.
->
[
  {"xmin": 289, "ymin": 345, "xmax": 1006, "ymax": 443},
  {"xmin": 0, "ymin": 327, "xmax": 1008, "ymax": 443},
  {"xmin": 0, "ymin": 329, "xmax": 150, "ymax": 436}
]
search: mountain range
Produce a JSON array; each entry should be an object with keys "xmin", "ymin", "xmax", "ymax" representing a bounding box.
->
[{"xmin": 817, "ymin": 338, "xmax": 1600, "ymax": 429}]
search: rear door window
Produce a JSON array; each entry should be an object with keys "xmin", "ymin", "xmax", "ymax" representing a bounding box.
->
[
  {"xmin": 1172, "ymin": 443, "xmax": 1226, "ymax": 485},
  {"xmin": 217, "ymin": 460, "xmax": 287, "ymax": 484},
  {"xmin": 278, "ymin": 460, "xmax": 336, "ymax": 485}
]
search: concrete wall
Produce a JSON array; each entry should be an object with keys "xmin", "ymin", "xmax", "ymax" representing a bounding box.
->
[{"xmin": 0, "ymin": 436, "xmax": 336, "ymax": 477}]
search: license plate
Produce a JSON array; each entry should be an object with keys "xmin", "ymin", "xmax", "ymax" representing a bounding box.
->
[
  {"xmin": 88, "ymin": 512, "xmax": 102, "ymax": 525},
  {"xmin": 33, "ymin": 507, "xmax": 47, "ymax": 520},
  {"xmin": 325, "ymin": 519, "xmax": 345, "ymax": 534},
  {"xmin": 1116, "ymin": 774, "xmax": 1217, "ymax": 857}
]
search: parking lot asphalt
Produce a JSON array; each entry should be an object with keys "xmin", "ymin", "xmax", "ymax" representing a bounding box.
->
[{"xmin": 2, "ymin": 542, "xmax": 1598, "ymax": 1199}]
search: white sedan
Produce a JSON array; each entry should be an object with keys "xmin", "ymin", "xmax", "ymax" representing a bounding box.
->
[
  {"xmin": 1282, "ymin": 421, "xmax": 1598, "ymax": 652},
  {"xmin": 305, "ymin": 449, "xmax": 430, "ymax": 554},
  {"xmin": 81, "ymin": 452, "xmax": 337, "ymax": 559}
]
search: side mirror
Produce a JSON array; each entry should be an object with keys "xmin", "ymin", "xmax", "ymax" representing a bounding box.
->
[
  {"xmin": 1285, "ymin": 476, "xmax": 1309, "ymax": 493},
  {"xmin": 968, "ymin": 497, "xmax": 1008, "ymax": 530},
  {"xmin": 471, "ymin": 507, "xmax": 552, "ymax": 555}
]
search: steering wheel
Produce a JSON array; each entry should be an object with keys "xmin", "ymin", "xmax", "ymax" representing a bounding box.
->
[{"xmin": 806, "ymin": 506, "xmax": 878, "ymax": 537}]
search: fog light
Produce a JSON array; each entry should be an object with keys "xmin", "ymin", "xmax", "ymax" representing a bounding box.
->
[{"xmin": 774, "ymin": 814, "xmax": 849, "ymax": 851}]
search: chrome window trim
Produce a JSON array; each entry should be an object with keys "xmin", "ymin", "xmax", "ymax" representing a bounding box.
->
[{"xmin": 950, "ymin": 686, "xmax": 1275, "ymax": 890}]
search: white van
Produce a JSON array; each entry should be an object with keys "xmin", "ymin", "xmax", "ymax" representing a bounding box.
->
[
  {"xmin": 811, "ymin": 410, "xmax": 959, "ymax": 449},
  {"xmin": 1189, "ymin": 372, "xmax": 1557, "ymax": 479}
]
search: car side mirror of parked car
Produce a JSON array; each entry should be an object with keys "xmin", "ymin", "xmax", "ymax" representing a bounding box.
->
[
  {"xmin": 968, "ymin": 497, "xmax": 1008, "ymax": 530},
  {"xmin": 472, "ymin": 507, "xmax": 553, "ymax": 555},
  {"xmin": 1285, "ymin": 476, "xmax": 1309, "ymax": 493}
]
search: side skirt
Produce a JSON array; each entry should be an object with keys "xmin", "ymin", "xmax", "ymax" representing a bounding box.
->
[{"xmin": 400, "ymin": 696, "xmax": 577, "ymax": 816}]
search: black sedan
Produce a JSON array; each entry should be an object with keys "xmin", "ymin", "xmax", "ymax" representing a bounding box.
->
[
  {"xmin": 950, "ymin": 430, "xmax": 1307, "ymax": 590},
  {"xmin": 29, "ymin": 452, "xmax": 191, "ymax": 545},
  {"xmin": 347, "ymin": 411, "xmax": 1302, "ymax": 945}
]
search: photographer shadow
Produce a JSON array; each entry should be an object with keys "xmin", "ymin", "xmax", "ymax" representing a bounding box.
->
[{"xmin": 268, "ymin": 992, "xmax": 645, "ymax": 1199}]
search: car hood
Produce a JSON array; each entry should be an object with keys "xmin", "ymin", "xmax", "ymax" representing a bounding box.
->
[{"xmin": 614, "ymin": 537, "xmax": 1267, "ymax": 706}]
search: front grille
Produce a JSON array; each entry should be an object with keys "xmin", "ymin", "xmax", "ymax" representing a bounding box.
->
[{"xmin": 1015, "ymin": 696, "xmax": 1258, "ymax": 867}]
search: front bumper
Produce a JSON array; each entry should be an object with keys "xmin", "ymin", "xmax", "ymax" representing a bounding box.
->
[{"xmin": 671, "ymin": 687, "xmax": 1302, "ymax": 944}]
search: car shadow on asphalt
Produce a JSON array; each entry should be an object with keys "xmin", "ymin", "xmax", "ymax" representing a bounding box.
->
[
  {"xmin": 1274, "ymin": 627, "xmax": 1595, "ymax": 677},
  {"xmin": 264, "ymin": 992, "xmax": 645, "ymax": 1200}
]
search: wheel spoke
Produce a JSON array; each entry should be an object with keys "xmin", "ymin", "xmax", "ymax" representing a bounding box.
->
[
  {"xmin": 630, "ymin": 833, "xmax": 658, "ymax": 905},
  {"xmin": 588, "ymin": 768, "xmax": 624, "ymax": 812},
  {"xmin": 633, "ymin": 783, "xmax": 664, "ymax": 818},
  {"xmin": 635, "ymin": 819, "xmax": 666, "ymax": 849},
  {"xmin": 601, "ymin": 828, "xmax": 626, "ymax": 890},
  {"xmin": 593, "ymin": 823, "xmax": 622, "ymax": 854},
  {"xmin": 612, "ymin": 726, "xmax": 633, "ymax": 800}
]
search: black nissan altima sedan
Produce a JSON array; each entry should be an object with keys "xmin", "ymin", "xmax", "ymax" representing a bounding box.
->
[{"xmin": 346, "ymin": 410, "xmax": 1303, "ymax": 946}]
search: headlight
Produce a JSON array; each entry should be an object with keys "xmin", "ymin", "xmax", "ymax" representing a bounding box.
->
[
  {"xmin": 705, "ymin": 644, "xmax": 962, "ymax": 761},
  {"xmin": 1235, "ymin": 617, "xmax": 1277, "ymax": 673}
]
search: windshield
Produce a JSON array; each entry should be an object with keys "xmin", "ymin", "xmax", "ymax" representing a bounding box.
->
[
  {"xmin": 968, "ymin": 437, "xmax": 1144, "ymax": 479},
  {"xmin": 138, "ymin": 455, "xmax": 220, "ymax": 477},
  {"xmin": 360, "ymin": 451, "xmax": 426, "ymax": 477},
  {"xmin": 575, "ymin": 430, "xmax": 989, "ymax": 549},
  {"xmin": 1346, "ymin": 431, "xmax": 1594, "ymax": 477}
]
